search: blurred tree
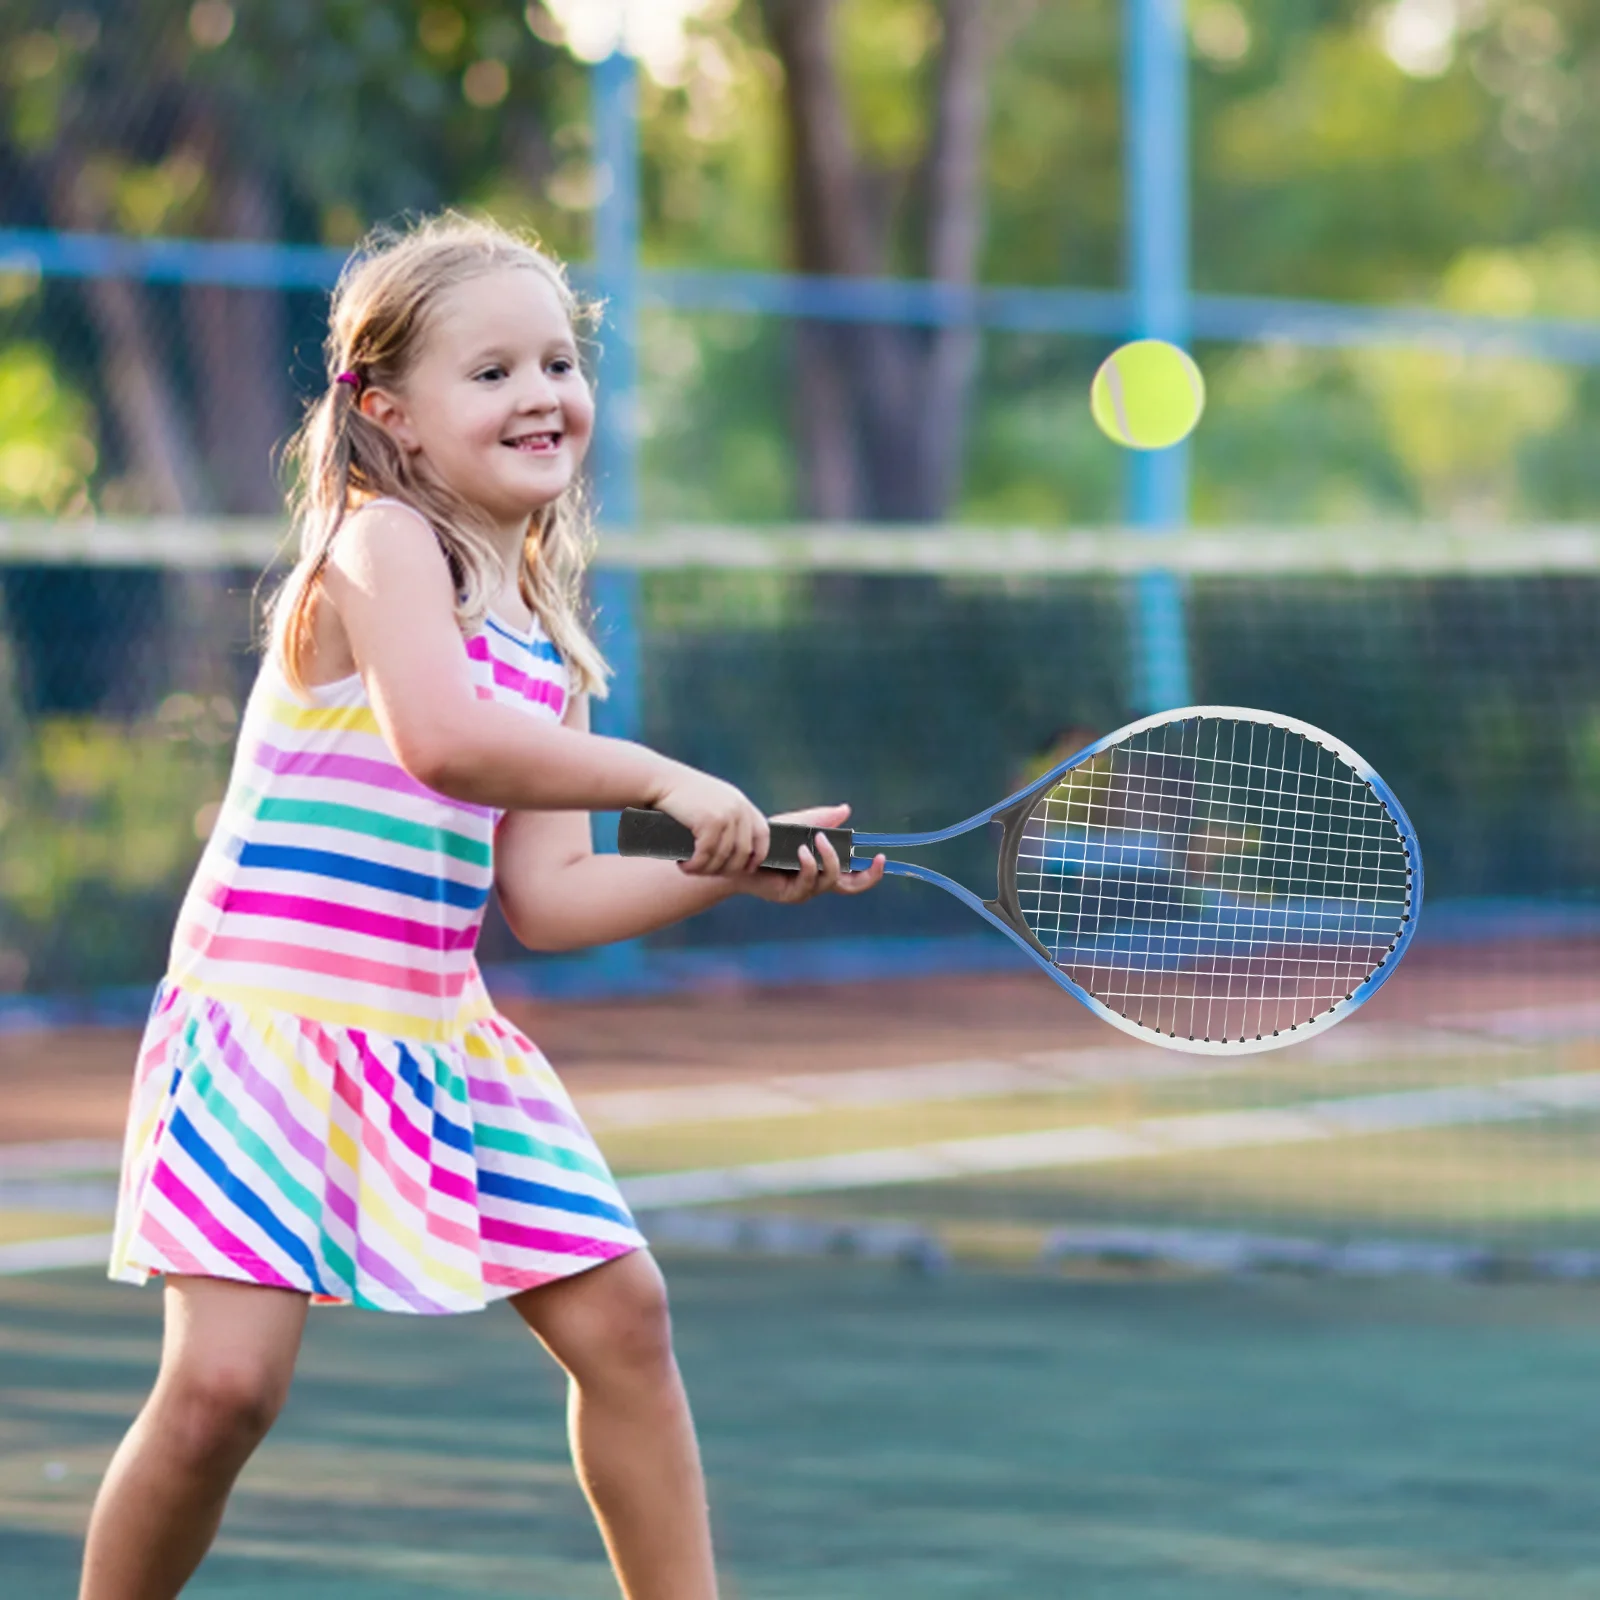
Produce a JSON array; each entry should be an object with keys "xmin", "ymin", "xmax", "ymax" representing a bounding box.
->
[
  {"xmin": 0, "ymin": 0, "xmax": 588, "ymax": 713},
  {"xmin": 755, "ymin": 0, "xmax": 1007, "ymax": 519},
  {"xmin": 0, "ymin": 0, "xmax": 584, "ymax": 514}
]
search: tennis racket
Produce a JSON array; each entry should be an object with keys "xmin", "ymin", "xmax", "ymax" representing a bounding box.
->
[{"xmin": 618, "ymin": 706, "xmax": 1422, "ymax": 1056}]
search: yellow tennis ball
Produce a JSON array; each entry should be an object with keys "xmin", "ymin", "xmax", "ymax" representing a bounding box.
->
[{"xmin": 1090, "ymin": 339, "xmax": 1206, "ymax": 450}]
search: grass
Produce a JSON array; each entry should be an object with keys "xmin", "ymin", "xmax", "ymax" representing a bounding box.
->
[{"xmin": 5, "ymin": 1260, "xmax": 1600, "ymax": 1596}]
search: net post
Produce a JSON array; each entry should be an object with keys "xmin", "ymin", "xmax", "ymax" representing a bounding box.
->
[{"xmin": 1124, "ymin": 0, "xmax": 1193, "ymax": 713}]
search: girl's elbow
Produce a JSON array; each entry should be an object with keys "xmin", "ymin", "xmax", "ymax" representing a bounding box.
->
[
  {"xmin": 396, "ymin": 729, "xmax": 482, "ymax": 799},
  {"xmin": 502, "ymin": 903, "xmax": 585, "ymax": 954}
]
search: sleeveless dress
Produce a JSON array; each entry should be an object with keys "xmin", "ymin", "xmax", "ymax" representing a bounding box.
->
[{"xmin": 110, "ymin": 536, "xmax": 647, "ymax": 1315}]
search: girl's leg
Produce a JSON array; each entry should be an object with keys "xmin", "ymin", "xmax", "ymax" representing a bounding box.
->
[
  {"xmin": 512, "ymin": 1251, "xmax": 717, "ymax": 1600},
  {"xmin": 80, "ymin": 1276, "xmax": 309, "ymax": 1600}
]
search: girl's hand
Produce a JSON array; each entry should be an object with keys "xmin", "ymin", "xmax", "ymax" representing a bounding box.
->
[
  {"xmin": 653, "ymin": 769, "xmax": 771, "ymax": 876},
  {"xmin": 736, "ymin": 805, "xmax": 886, "ymax": 905}
]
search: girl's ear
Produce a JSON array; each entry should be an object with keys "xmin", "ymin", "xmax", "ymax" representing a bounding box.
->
[{"xmin": 358, "ymin": 387, "xmax": 420, "ymax": 452}]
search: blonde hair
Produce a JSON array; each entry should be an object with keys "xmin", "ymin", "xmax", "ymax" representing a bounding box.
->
[{"xmin": 270, "ymin": 212, "xmax": 609, "ymax": 698}]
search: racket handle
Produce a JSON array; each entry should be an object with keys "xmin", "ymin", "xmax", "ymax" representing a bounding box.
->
[{"xmin": 617, "ymin": 808, "xmax": 855, "ymax": 872}]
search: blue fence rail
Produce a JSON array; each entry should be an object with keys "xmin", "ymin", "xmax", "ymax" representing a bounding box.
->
[{"xmin": 7, "ymin": 227, "xmax": 1600, "ymax": 363}]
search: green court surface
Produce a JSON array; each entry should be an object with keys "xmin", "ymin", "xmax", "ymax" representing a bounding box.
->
[{"xmin": 5, "ymin": 1259, "xmax": 1600, "ymax": 1597}]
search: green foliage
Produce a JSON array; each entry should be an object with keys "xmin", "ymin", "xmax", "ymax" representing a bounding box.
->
[
  {"xmin": 0, "ymin": 702, "xmax": 233, "ymax": 991},
  {"xmin": 961, "ymin": 340, "xmax": 1122, "ymax": 526},
  {"xmin": 981, "ymin": 2, "xmax": 1123, "ymax": 290},
  {"xmin": 0, "ymin": 0, "xmax": 589, "ymax": 249},
  {"xmin": 638, "ymin": 312, "xmax": 795, "ymax": 520},
  {"xmin": 835, "ymin": 0, "xmax": 942, "ymax": 170},
  {"xmin": 636, "ymin": 7, "xmax": 788, "ymax": 269},
  {"xmin": 1194, "ymin": 0, "xmax": 1600, "ymax": 298},
  {"xmin": 0, "ymin": 344, "xmax": 97, "ymax": 514},
  {"xmin": 1192, "ymin": 344, "xmax": 1415, "ymax": 523}
]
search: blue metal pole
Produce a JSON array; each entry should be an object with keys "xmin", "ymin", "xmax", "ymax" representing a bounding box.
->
[
  {"xmin": 591, "ymin": 48, "xmax": 640, "ymax": 529},
  {"xmin": 589, "ymin": 49, "xmax": 643, "ymax": 859},
  {"xmin": 1124, "ymin": 0, "xmax": 1193, "ymax": 711}
]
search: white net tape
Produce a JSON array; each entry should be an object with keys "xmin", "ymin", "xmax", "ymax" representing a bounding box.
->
[{"xmin": 1015, "ymin": 717, "xmax": 1412, "ymax": 1044}]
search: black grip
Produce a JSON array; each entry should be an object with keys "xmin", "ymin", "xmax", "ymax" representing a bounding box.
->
[{"xmin": 617, "ymin": 808, "xmax": 855, "ymax": 873}]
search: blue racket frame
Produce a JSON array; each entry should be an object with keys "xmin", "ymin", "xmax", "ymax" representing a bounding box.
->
[{"xmin": 850, "ymin": 705, "xmax": 1423, "ymax": 1055}]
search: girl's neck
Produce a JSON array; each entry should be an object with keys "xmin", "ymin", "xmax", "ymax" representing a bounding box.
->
[
  {"xmin": 483, "ymin": 513, "xmax": 532, "ymax": 573},
  {"xmin": 483, "ymin": 509, "xmax": 543, "ymax": 629}
]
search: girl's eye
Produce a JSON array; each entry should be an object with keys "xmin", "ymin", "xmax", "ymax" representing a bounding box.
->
[
  {"xmin": 548, "ymin": 358, "xmax": 574, "ymax": 376},
  {"xmin": 475, "ymin": 365, "xmax": 507, "ymax": 383}
]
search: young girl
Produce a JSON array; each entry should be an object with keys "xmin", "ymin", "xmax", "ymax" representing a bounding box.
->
[{"xmin": 84, "ymin": 213, "xmax": 883, "ymax": 1600}]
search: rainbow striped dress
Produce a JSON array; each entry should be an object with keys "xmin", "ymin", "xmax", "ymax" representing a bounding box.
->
[{"xmin": 110, "ymin": 581, "xmax": 646, "ymax": 1314}]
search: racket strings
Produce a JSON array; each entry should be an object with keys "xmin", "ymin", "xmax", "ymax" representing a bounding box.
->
[{"xmin": 1013, "ymin": 718, "xmax": 1413, "ymax": 1043}]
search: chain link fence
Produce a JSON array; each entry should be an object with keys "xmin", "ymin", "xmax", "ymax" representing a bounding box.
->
[{"xmin": 1, "ymin": 528, "xmax": 1595, "ymax": 997}]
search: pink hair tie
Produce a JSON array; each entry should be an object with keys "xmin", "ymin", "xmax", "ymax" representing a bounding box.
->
[{"xmin": 335, "ymin": 370, "xmax": 362, "ymax": 388}]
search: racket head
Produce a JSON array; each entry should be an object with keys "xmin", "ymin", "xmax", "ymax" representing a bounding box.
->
[{"xmin": 989, "ymin": 707, "xmax": 1421, "ymax": 1054}]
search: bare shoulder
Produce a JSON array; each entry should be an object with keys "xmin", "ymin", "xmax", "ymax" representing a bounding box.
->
[
  {"xmin": 290, "ymin": 502, "xmax": 445, "ymax": 689},
  {"xmin": 324, "ymin": 499, "xmax": 451, "ymax": 597},
  {"xmin": 318, "ymin": 500, "xmax": 469, "ymax": 684}
]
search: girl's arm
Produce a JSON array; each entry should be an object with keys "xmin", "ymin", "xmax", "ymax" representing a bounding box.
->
[
  {"xmin": 320, "ymin": 504, "xmax": 766, "ymax": 874},
  {"xmin": 496, "ymin": 699, "xmax": 884, "ymax": 953}
]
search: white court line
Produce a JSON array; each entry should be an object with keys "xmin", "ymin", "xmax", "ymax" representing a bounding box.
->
[
  {"xmin": 581, "ymin": 1027, "xmax": 1525, "ymax": 1130},
  {"xmin": 0, "ymin": 1034, "xmax": 1568, "ymax": 1228},
  {"xmin": 618, "ymin": 1069, "xmax": 1600, "ymax": 1209},
  {"xmin": 0, "ymin": 1233, "xmax": 114, "ymax": 1275}
]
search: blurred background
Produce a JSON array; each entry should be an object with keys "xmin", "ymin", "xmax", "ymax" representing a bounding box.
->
[{"xmin": 2, "ymin": 1, "xmax": 1600, "ymax": 1596}]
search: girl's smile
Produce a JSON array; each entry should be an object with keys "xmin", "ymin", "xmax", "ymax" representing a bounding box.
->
[{"xmin": 503, "ymin": 429, "xmax": 563, "ymax": 453}]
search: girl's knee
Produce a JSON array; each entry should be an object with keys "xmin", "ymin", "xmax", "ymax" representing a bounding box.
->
[
  {"xmin": 157, "ymin": 1356, "xmax": 291, "ymax": 1466},
  {"xmin": 543, "ymin": 1254, "xmax": 678, "ymax": 1382},
  {"xmin": 605, "ymin": 1274, "xmax": 675, "ymax": 1374}
]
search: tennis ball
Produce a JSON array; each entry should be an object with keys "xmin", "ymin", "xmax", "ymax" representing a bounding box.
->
[{"xmin": 1090, "ymin": 340, "xmax": 1206, "ymax": 451}]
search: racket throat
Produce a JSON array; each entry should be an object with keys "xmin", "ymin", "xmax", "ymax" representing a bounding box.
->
[{"xmin": 984, "ymin": 797, "xmax": 1060, "ymax": 967}]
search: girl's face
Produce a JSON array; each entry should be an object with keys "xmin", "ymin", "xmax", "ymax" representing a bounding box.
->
[{"xmin": 374, "ymin": 265, "xmax": 595, "ymax": 529}]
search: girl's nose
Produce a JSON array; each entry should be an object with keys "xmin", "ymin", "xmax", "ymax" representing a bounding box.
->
[{"xmin": 517, "ymin": 375, "xmax": 560, "ymax": 412}]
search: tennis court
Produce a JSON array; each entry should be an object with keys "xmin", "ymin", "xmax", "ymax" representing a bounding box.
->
[
  {"xmin": 6, "ymin": 1255, "xmax": 1600, "ymax": 1598},
  {"xmin": 5, "ymin": 938, "xmax": 1600, "ymax": 1594}
]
